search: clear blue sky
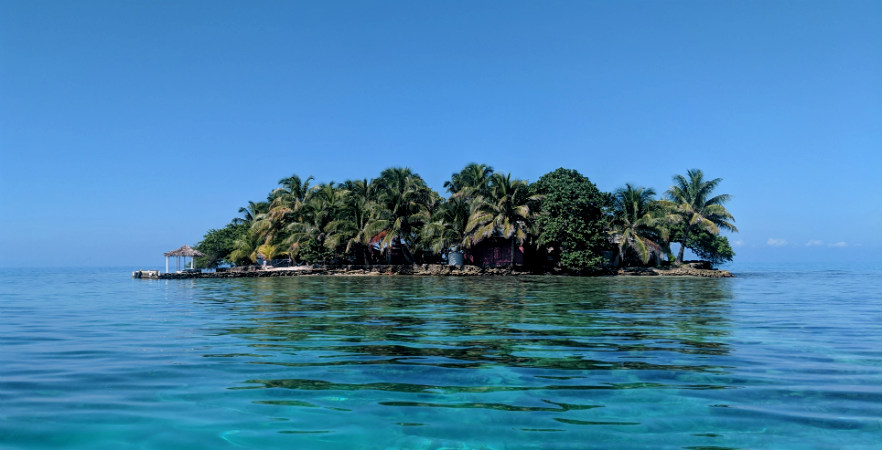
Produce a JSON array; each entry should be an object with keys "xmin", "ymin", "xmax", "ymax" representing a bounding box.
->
[{"xmin": 1, "ymin": 1, "xmax": 880, "ymax": 268}]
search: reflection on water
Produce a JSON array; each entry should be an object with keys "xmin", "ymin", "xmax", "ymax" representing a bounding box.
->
[
  {"xmin": 209, "ymin": 276, "xmax": 735, "ymax": 377},
  {"xmin": 189, "ymin": 276, "xmax": 745, "ymax": 447},
  {"xmin": 1, "ymin": 269, "xmax": 880, "ymax": 450}
]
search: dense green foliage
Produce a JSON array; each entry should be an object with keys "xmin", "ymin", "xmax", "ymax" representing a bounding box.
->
[
  {"xmin": 665, "ymin": 169, "xmax": 738, "ymax": 263},
  {"xmin": 194, "ymin": 164, "xmax": 738, "ymax": 270},
  {"xmin": 296, "ymin": 238, "xmax": 336, "ymax": 264},
  {"xmin": 467, "ymin": 172, "xmax": 541, "ymax": 265},
  {"xmin": 609, "ymin": 184, "xmax": 667, "ymax": 266},
  {"xmin": 685, "ymin": 229, "xmax": 735, "ymax": 267},
  {"xmin": 194, "ymin": 221, "xmax": 248, "ymax": 268},
  {"xmin": 368, "ymin": 168, "xmax": 438, "ymax": 263},
  {"xmin": 532, "ymin": 168, "xmax": 610, "ymax": 272}
]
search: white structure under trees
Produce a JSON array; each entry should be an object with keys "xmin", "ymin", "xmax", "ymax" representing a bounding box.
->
[{"xmin": 163, "ymin": 245, "xmax": 205, "ymax": 273}]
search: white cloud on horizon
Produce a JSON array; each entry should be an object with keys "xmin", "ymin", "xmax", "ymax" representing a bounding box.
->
[
  {"xmin": 732, "ymin": 240, "xmax": 744, "ymax": 247},
  {"xmin": 767, "ymin": 238, "xmax": 788, "ymax": 247},
  {"xmin": 829, "ymin": 241, "xmax": 848, "ymax": 248},
  {"xmin": 806, "ymin": 239, "xmax": 823, "ymax": 246}
]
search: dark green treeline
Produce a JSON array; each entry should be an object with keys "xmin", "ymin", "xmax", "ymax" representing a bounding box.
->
[{"xmin": 196, "ymin": 165, "xmax": 736, "ymax": 271}]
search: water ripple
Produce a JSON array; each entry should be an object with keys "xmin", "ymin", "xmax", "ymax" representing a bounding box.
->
[{"xmin": 1, "ymin": 268, "xmax": 880, "ymax": 450}]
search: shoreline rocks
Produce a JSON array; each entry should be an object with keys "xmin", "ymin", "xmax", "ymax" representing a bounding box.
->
[
  {"xmin": 134, "ymin": 263, "xmax": 733, "ymax": 280},
  {"xmin": 617, "ymin": 266, "xmax": 733, "ymax": 278}
]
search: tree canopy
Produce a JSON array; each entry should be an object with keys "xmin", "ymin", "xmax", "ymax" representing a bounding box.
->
[
  {"xmin": 609, "ymin": 184, "xmax": 666, "ymax": 266},
  {"xmin": 195, "ymin": 221, "xmax": 249, "ymax": 268},
  {"xmin": 665, "ymin": 169, "xmax": 737, "ymax": 264},
  {"xmin": 532, "ymin": 168, "xmax": 610, "ymax": 272},
  {"xmin": 195, "ymin": 164, "xmax": 737, "ymax": 271}
]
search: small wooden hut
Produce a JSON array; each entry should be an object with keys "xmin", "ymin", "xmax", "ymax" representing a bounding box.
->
[
  {"xmin": 466, "ymin": 237, "xmax": 524, "ymax": 267},
  {"xmin": 164, "ymin": 245, "xmax": 204, "ymax": 273}
]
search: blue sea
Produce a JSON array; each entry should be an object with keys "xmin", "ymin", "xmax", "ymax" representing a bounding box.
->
[{"xmin": 1, "ymin": 264, "xmax": 880, "ymax": 449}]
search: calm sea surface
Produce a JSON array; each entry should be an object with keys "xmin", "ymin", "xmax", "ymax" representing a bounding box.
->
[{"xmin": 1, "ymin": 264, "xmax": 880, "ymax": 450}]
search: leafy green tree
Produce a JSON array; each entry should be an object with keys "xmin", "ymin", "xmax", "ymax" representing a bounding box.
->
[
  {"xmin": 687, "ymin": 230, "xmax": 735, "ymax": 267},
  {"xmin": 533, "ymin": 168, "xmax": 610, "ymax": 272},
  {"xmin": 195, "ymin": 221, "xmax": 249, "ymax": 268},
  {"xmin": 296, "ymin": 239, "xmax": 335, "ymax": 264},
  {"xmin": 201, "ymin": 164, "xmax": 740, "ymax": 272},
  {"xmin": 665, "ymin": 169, "xmax": 737, "ymax": 264},
  {"xmin": 667, "ymin": 224, "xmax": 735, "ymax": 267},
  {"xmin": 467, "ymin": 172, "xmax": 540, "ymax": 267},
  {"xmin": 609, "ymin": 184, "xmax": 666, "ymax": 266}
]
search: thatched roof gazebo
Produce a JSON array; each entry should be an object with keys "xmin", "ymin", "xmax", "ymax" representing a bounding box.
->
[{"xmin": 164, "ymin": 245, "xmax": 204, "ymax": 273}]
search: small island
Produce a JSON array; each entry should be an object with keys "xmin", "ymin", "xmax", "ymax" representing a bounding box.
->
[{"xmin": 147, "ymin": 165, "xmax": 736, "ymax": 279}]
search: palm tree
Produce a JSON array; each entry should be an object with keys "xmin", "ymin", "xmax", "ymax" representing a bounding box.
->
[
  {"xmin": 422, "ymin": 195, "xmax": 472, "ymax": 256},
  {"xmin": 665, "ymin": 169, "xmax": 737, "ymax": 264},
  {"xmin": 407, "ymin": 191, "xmax": 442, "ymax": 263},
  {"xmin": 329, "ymin": 178, "xmax": 378, "ymax": 265},
  {"xmin": 285, "ymin": 182, "xmax": 343, "ymax": 263},
  {"xmin": 251, "ymin": 174, "xmax": 313, "ymax": 254},
  {"xmin": 229, "ymin": 227, "xmax": 262, "ymax": 265},
  {"xmin": 368, "ymin": 167, "xmax": 434, "ymax": 263},
  {"xmin": 227, "ymin": 201, "xmax": 270, "ymax": 264},
  {"xmin": 444, "ymin": 163, "xmax": 494, "ymax": 198},
  {"xmin": 466, "ymin": 172, "xmax": 540, "ymax": 267},
  {"xmin": 233, "ymin": 200, "xmax": 268, "ymax": 225},
  {"xmin": 272, "ymin": 174, "xmax": 314, "ymax": 212},
  {"xmin": 609, "ymin": 184, "xmax": 664, "ymax": 266}
]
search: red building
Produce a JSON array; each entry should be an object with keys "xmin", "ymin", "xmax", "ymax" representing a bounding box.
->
[
  {"xmin": 369, "ymin": 231, "xmax": 409, "ymax": 264},
  {"xmin": 466, "ymin": 238, "xmax": 524, "ymax": 267}
]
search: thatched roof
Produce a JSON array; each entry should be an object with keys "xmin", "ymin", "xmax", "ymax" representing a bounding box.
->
[{"xmin": 164, "ymin": 245, "xmax": 204, "ymax": 257}]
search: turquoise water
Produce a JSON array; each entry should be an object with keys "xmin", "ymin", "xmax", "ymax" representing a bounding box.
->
[{"xmin": 1, "ymin": 265, "xmax": 880, "ymax": 449}]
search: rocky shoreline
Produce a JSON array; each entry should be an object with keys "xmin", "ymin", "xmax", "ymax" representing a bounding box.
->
[
  {"xmin": 615, "ymin": 265, "xmax": 733, "ymax": 278},
  {"xmin": 134, "ymin": 262, "xmax": 732, "ymax": 279}
]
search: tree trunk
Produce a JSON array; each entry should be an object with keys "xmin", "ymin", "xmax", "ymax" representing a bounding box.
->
[
  {"xmin": 675, "ymin": 224, "xmax": 692, "ymax": 264},
  {"xmin": 399, "ymin": 237, "xmax": 415, "ymax": 264},
  {"xmin": 510, "ymin": 239, "xmax": 516, "ymax": 268}
]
